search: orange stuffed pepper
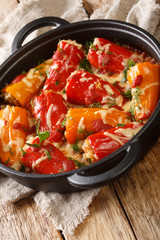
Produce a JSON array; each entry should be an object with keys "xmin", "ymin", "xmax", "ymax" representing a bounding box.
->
[
  {"xmin": 1, "ymin": 59, "xmax": 53, "ymax": 107},
  {"xmin": 0, "ymin": 105, "xmax": 29, "ymax": 170},
  {"xmin": 65, "ymin": 108, "xmax": 131, "ymax": 144},
  {"xmin": 127, "ymin": 62, "xmax": 160, "ymax": 120}
]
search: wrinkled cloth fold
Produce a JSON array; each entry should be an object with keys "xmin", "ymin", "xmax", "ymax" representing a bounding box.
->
[{"xmin": 0, "ymin": 0, "xmax": 159, "ymax": 235}]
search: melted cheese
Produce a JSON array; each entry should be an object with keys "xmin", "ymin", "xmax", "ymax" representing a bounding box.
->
[
  {"xmin": 61, "ymin": 40, "xmax": 82, "ymax": 50},
  {"xmin": 103, "ymin": 132, "xmax": 124, "ymax": 145},
  {"xmin": 94, "ymin": 38, "xmax": 111, "ymax": 54},
  {"xmin": 103, "ymin": 84, "xmax": 114, "ymax": 95},
  {"xmin": 94, "ymin": 108, "xmax": 114, "ymax": 124},
  {"xmin": 115, "ymin": 125, "xmax": 142, "ymax": 138},
  {"xmin": 32, "ymin": 153, "xmax": 48, "ymax": 171},
  {"xmin": 77, "ymin": 117, "xmax": 85, "ymax": 132},
  {"xmin": 116, "ymin": 95, "xmax": 123, "ymax": 106},
  {"xmin": 46, "ymin": 104, "xmax": 54, "ymax": 129}
]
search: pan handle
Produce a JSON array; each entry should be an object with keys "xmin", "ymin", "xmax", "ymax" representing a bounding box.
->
[
  {"xmin": 12, "ymin": 17, "xmax": 69, "ymax": 53},
  {"xmin": 67, "ymin": 140, "xmax": 142, "ymax": 189}
]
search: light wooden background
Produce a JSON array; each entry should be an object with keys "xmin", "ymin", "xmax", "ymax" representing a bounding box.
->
[{"xmin": 0, "ymin": 1, "xmax": 160, "ymax": 240}]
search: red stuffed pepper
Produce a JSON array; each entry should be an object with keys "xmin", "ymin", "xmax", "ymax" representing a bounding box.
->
[
  {"xmin": 21, "ymin": 137, "xmax": 76, "ymax": 174},
  {"xmin": 66, "ymin": 69, "xmax": 126, "ymax": 107},
  {"xmin": 32, "ymin": 91, "xmax": 67, "ymax": 143},
  {"xmin": 43, "ymin": 40, "xmax": 84, "ymax": 92},
  {"xmin": 83, "ymin": 122, "xmax": 143, "ymax": 161},
  {"xmin": 87, "ymin": 38, "xmax": 132, "ymax": 74}
]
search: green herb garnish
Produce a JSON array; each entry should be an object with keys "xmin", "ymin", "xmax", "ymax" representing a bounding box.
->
[
  {"xmin": 121, "ymin": 89, "xmax": 132, "ymax": 100},
  {"xmin": 38, "ymin": 131, "xmax": 50, "ymax": 145},
  {"xmin": 68, "ymin": 157, "xmax": 86, "ymax": 168},
  {"xmin": 78, "ymin": 128, "xmax": 93, "ymax": 137},
  {"xmin": 9, "ymin": 147, "xmax": 15, "ymax": 156},
  {"xmin": 45, "ymin": 150, "xmax": 51, "ymax": 160},
  {"xmin": 88, "ymin": 102, "xmax": 102, "ymax": 108},
  {"xmin": 26, "ymin": 143, "xmax": 40, "ymax": 148},
  {"xmin": 61, "ymin": 117, "xmax": 67, "ymax": 128},
  {"xmin": 21, "ymin": 147, "xmax": 27, "ymax": 157},
  {"xmin": 34, "ymin": 67, "xmax": 43, "ymax": 73},
  {"xmin": 4, "ymin": 158, "xmax": 10, "ymax": 165},
  {"xmin": 71, "ymin": 140, "xmax": 81, "ymax": 153},
  {"xmin": 55, "ymin": 80, "xmax": 60, "ymax": 86},
  {"xmin": 80, "ymin": 57, "xmax": 92, "ymax": 73},
  {"xmin": 121, "ymin": 58, "xmax": 136, "ymax": 83},
  {"xmin": 116, "ymin": 124, "xmax": 125, "ymax": 127}
]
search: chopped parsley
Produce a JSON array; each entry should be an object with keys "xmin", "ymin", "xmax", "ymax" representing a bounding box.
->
[
  {"xmin": 34, "ymin": 66, "xmax": 43, "ymax": 73},
  {"xmin": 4, "ymin": 158, "xmax": 10, "ymax": 165},
  {"xmin": 80, "ymin": 57, "xmax": 92, "ymax": 73},
  {"xmin": 116, "ymin": 124, "xmax": 125, "ymax": 127},
  {"xmin": 21, "ymin": 147, "xmax": 27, "ymax": 157},
  {"xmin": 90, "ymin": 44, "xmax": 98, "ymax": 51},
  {"xmin": 58, "ymin": 45, "xmax": 63, "ymax": 52},
  {"xmin": 26, "ymin": 143, "xmax": 40, "ymax": 148},
  {"xmin": 121, "ymin": 58, "xmax": 136, "ymax": 83},
  {"xmin": 38, "ymin": 131, "xmax": 50, "ymax": 145},
  {"xmin": 45, "ymin": 150, "xmax": 51, "ymax": 160},
  {"xmin": 9, "ymin": 147, "xmax": 15, "ymax": 156},
  {"xmin": 106, "ymin": 92, "xmax": 117, "ymax": 108},
  {"xmin": 87, "ymin": 158, "xmax": 92, "ymax": 164},
  {"xmin": 61, "ymin": 117, "xmax": 67, "ymax": 127},
  {"xmin": 78, "ymin": 128, "xmax": 93, "ymax": 137},
  {"xmin": 107, "ymin": 50, "xmax": 114, "ymax": 55},
  {"xmin": 68, "ymin": 157, "xmax": 86, "ymax": 168},
  {"xmin": 121, "ymin": 89, "xmax": 132, "ymax": 100},
  {"xmin": 88, "ymin": 102, "xmax": 102, "ymax": 108},
  {"xmin": 55, "ymin": 80, "xmax": 60, "ymax": 86},
  {"xmin": 22, "ymin": 126, "xmax": 27, "ymax": 132},
  {"xmin": 71, "ymin": 140, "xmax": 81, "ymax": 153},
  {"xmin": 85, "ymin": 40, "xmax": 93, "ymax": 54}
]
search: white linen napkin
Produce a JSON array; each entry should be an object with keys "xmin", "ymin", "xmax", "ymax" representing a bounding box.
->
[{"xmin": 0, "ymin": 0, "xmax": 159, "ymax": 235}]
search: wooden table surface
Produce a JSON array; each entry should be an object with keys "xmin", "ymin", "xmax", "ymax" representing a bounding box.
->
[{"xmin": 0, "ymin": 1, "xmax": 160, "ymax": 239}]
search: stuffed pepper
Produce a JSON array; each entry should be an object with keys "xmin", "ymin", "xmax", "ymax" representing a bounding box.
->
[
  {"xmin": 0, "ymin": 105, "xmax": 29, "ymax": 170},
  {"xmin": 87, "ymin": 38, "xmax": 132, "ymax": 74},
  {"xmin": 43, "ymin": 40, "xmax": 84, "ymax": 92},
  {"xmin": 66, "ymin": 70, "xmax": 127, "ymax": 107},
  {"xmin": 32, "ymin": 91, "xmax": 67, "ymax": 143},
  {"xmin": 127, "ymin": 62, "xmax": 160, "ymax": 120},
  {"xmin": 65, "ymin": 108, "xmax": 131, "ymax": 144},
  {"xmin": 21, "ymin": 137, "xmax": 76, "ymax": 174},
  {"xmin": 1, "ymin": 59, "xmax": 53, "ymax": 107},
  {"xmin": 83, "ymin": 122, "xmax": 144, "ymax": 162}
]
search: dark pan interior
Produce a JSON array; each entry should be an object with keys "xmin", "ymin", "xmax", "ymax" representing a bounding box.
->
[{"xmin": 0, "ymin": 20, "xmax": 160, "ymax": 192}]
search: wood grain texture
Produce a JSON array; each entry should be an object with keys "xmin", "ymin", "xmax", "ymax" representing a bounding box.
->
[
  {"xmin": 0, "ymin": 198, "xmax": 63, "ymax": 240},
  {"xmin": 66, "ymin": 186, "xmax": 136, "ymax": 240},
  {"xmin": 114, "ymin": 137, "xmax": 160, "ymax": 240}
]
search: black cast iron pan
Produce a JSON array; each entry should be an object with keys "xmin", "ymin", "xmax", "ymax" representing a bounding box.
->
[{"xmin": 0, "ymin": 17, "xmax": 160, "ymax": 192}]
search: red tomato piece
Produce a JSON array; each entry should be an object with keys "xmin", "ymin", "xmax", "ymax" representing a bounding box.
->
[
  {"xmin": 11, "ymin": 74, "xmax": 26, "ymax": 83},
  {"xmin": 91, "ymin": 119, "xmax": 113, "ymax": 132},
  {"xmin": 84, "ymin": 122, "xmax": 143, "ymax": 161},
  {"xmin": 21, "ymin": 137, "xmax": 76, "ymax": 174},
  {"xmin": 132, "ymin": 75, "xmax": 143, "ymax": 88},
  {"xmin": 87, "ymin": 38, "xmax": 132, "ymax": 74},
  {"xmin": 66, "ymin": 70, "xmax": 125, "ymax": 107},
  {"xmin": 32, "ymin": 91, "xmax": 67, "ymax": 142}
]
